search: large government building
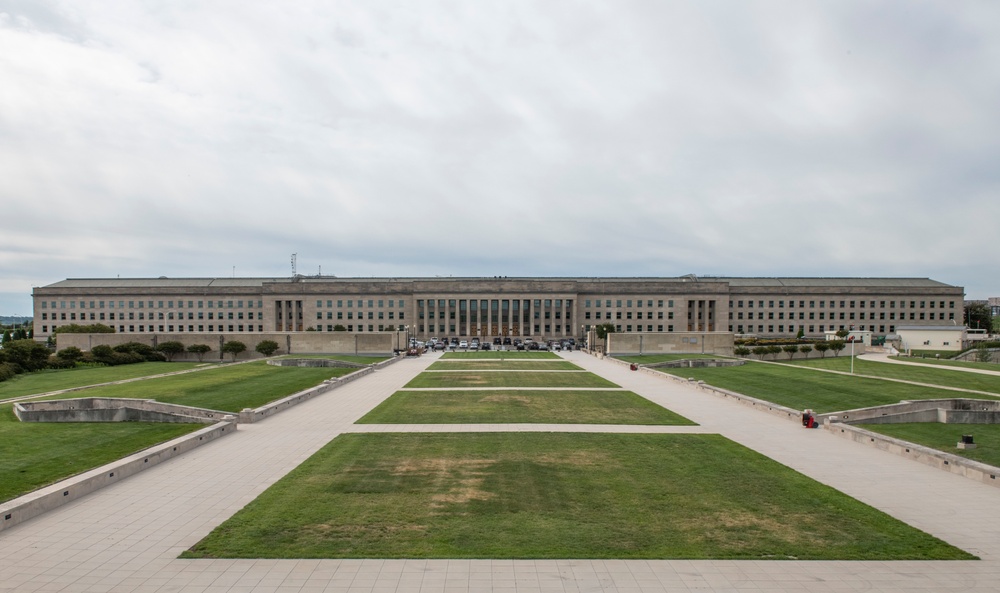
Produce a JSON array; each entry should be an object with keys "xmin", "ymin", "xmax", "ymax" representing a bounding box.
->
[{"xmin": 31, "ymin": 275, "xmax": 965, "ymax": 342}]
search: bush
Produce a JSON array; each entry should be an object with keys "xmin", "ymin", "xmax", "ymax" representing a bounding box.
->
[
  {"xmin": 56, "ymin": 346, "xmax": 84, "ymax": 363},
  {"xmin": 0, "ymin": 362, "xmax": 18, "ymax": 382},
  {"xmin": 2, "ymin": 339, "xmax": 51, "ymax": 372},
  {"xmin": 186, "ymin": 344, "xmax": 212, "ymax": 362},
  {"xmin": 52, "ymin": 323, "xmax": 116, "ymax": 334},
  {"xmin": 255, "ymin": 340, "xmax": 280, "ymax": 357}
]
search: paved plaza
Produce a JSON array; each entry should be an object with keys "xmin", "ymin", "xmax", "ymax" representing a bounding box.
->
[{"xmin": 2, "ymin": 352, "xmax": 999, "ymax": 592}]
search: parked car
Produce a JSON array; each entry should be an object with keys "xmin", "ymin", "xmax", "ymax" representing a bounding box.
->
[
  {"xmin": 503, "ymin": 337, "xmax": 512, "ymax": 345},
  {"xmin": 480, "ymin": 342, "xmax": 491, "ymax": 351},
  {"xmin": 459, "ymin": 340, "xmax": 469, "ymax": 349},
  {"xmin": 493, "ymin": 337, "xmax": 502, "ymax": 345},
  {"xmin": 434, "ymin": 341, "xmax": 446, "ymax": 351}
]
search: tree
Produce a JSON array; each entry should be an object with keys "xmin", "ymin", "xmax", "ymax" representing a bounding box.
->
[
  {"xmin": 56, "ymin": 346, "xmax": 84, "ymax": 363},
  {"xmin": 975, "ymin": 344, "xmax": 994, "ymax": 363},
  {"xmin": 1, "ymin": 329, "xmax": 10, "ymax": 344},
  {"xmin": 3, "ymin": 339, "xmax": 53, "ymax": 372},
  {"xmin": 186, "ymin": 343, "xmax": 212, "ymax": 362},
  {"xmin": 53, "ymin": 323, "xmax": 116, "ymax": 334},
  {"xmin": 965, "ymin": 301, "xmax": 992, "ymax": 331},
  {"xmin": 835, "ymin": 329, "xmax": 849, "ymax": 338},
  {"xmin": 222, "ymin": 340, "xmax": 247, "ymax": 362},
  {"xmin": 798, "ymin": 344, "xmax": 812, "ymax": 357},
  {"xmin": 767, "ymin": 345, "xmax": 783, "ymax": 360},
  {"xmin": 155, "ymin": 341, "xmax": 185, "ymax": 362},
  {"xmin": 255, "ymin": 340, "xmax": 280, "ymax": 357},
  {"xmin": 796, "ymin": 327, "xmax": 805, "ymax": 340},
  {"xmin": 814, "ymin": 342, "xmax": 829, "ymax": 358},
  {"xmin": 594, "ymin": 323, "xmax": 617, "ymax": 340},
  {"xmin": 752, "ymin": 346, "xmax": 768, "ymax": 359},
  {"xmin": 733, "ymin": 346, "xmax": 751, "ymax": 357},
  {"xmin": 782, "ymin": 344, "xmax": 799, "ymax": 359},
  {"xmin": 829, "ymin": 340, "xmax": 846, "ymax": 357},
  {"xmin": 333, "ymin": 324, "xmax": 347, "ymax": 332}
]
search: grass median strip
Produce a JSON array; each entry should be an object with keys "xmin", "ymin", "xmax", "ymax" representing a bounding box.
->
[
  {"xmin": 0, "ymin": 362, "xmax": 210, "ymax": 401},
  {"xmin": 357, "ymin": 390, "xmax": 694, "ymax": 425},
  {"xmin": 404, "ymin": 371, "xmax": 618, "ymax": 389},
  {"xmin": 0, "ymin": 403, "xmax": 202, "ymax": 503},
  {"xmin": 440, "ymin": 351, "xmax": 561, "ymax": 359},
  {"xmin": 859, "ymin": 423, "xmax": 1000, "ymax": 469},
  {"xmin": 786, "ymin": 357, "xmax": 1000, "ymax": 395},
  {"xmin": 182, "ymin": 432, "xmax": 971, "ymax": 560},
  {"xmin": 654, "ymin": 362, "xmax": 994, "ymax": 413},
  {"xmin": 428, "ymin": 360, "xmax": 582, "ymax": 371},
  {"xmin": 38, "ymin": 362, "xmax": 360, "ymax": 412}
]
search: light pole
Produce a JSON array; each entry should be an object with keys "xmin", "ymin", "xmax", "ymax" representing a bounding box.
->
[{"xmin": 850, "ymin": 339, "xmax": 855, "ymax": 374}]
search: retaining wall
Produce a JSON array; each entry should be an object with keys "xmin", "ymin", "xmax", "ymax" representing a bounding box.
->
[
  {"xmin": 0, "ymin": 419, "xmax": 236, "ymax": 533},
  {"xmin": 825, "ymin": 422, "xmax": 1000, "ymax": 489},
  {"xmin": 15, "ymin": 398, "xmax": 227, "ymax": 424}
]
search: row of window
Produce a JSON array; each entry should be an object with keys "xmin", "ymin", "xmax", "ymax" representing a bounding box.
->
[
  {"xmin": 318, "ymin": 325, "xmax": 404, "ymax": 332},
  {"xmin": 731, "ymin": 299, "xmax": 955, "ymax": 310},
  {"xmin": 41, "ymin": 300, "xmax": 264, "ymax": 310},
  {"xmin": 583, "ymin": 299, "xmax": 673, "ymax": 308},
  {"xmin": 317, "ymin": 311, "xmax": 404, "ymax": 320},
  {"xmin": 584, "ymin": 311, "xmax": 674, "ymax": 320},
  {"xmin": 316, "ymin": 299, "xmax": 406, "ymax": 308},
  {"xmin": 42, "ymin": 311, "xmax": 259, "ymax": 321},
  {"xmin": 732, "ymin": 311, "xmax": 955, "ymax": 321},
  {"xmin": 732, "ymin": 324, "xmax": 895, "ymax": 334},
  {"xmin": 416, "ymin": 299, "xmax": 574, "ymax": 309},
  {"xmin": 42, "ymin": 324, "xmax": 265, "ymax": 333}
]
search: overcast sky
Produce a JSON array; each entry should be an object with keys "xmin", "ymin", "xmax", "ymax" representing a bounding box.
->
[{"xmin": 2, "ymin": 1, "xmax": 999, "ymax": 315}]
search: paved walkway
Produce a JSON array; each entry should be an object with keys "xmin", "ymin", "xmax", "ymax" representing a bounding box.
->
[{"xmin": 1, "ymin": 352, "xmax": 999, "ymax": 592}]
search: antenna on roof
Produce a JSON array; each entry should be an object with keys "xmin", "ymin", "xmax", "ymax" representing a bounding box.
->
[{"xmin": 291, "ymin": 253, "xmax": 297, "ymax": 276}]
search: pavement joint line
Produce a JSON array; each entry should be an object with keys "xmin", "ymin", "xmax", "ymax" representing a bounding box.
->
[{"xmin": 2, "ymin": 350, "xmax": 999, "ymax": 592}]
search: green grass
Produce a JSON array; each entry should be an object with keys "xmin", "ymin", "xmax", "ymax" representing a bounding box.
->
[
  {"xmin": 0, "ymin": 362, "xmax": 209, "ymax": 401},
  {"xmin": 357, "ymin": 390, "xmax": 694, "ymax": 425},
  {"xmin": 182, "ymin": 433, "xmax": 971, "ymax": 560},
  {"xmin": 616, "ymin": 354, "xmax": 729, "ymax": 364},
  {"xmin": 38, "ymin": 362, "xmax": 359, "ymax": 412},
  {"xmin": 277, "ymin": 355, "xmax": 388, "ymax": 364},
  {"xmin": 428, "ymin": 360, "xmax": 581, "ymax": 371},
  {"xmin": 0, "ymin": 403, "xmax": 202, "ymax": 503},
  {"xmin": 859, "ymin": 423, "xmax": 1000, "ymax": 469},
  {"xmin": 654, "ymin": 362, "xmax": 991, "ymax": 413},
  {"xmin": 404, "ymin": 371, "xmax": 619, "ymax": 389},
  {"xmin": 440, "ymin": 351, "xmax": 561, "ymax": 359},
  {"xmin": 889, "ymin": 356, "xmax": 1000, "ymax": 371},
  {"xmin": 785, "ymin": 357, "xmax": 1000, "ymax": 395}
]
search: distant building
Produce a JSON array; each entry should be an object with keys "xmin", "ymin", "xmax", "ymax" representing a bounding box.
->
[
  {"xmin": 894, "ymin": 326, "xmax": 966, "ymax": 352},
  {"xmin": 31, "ymin": 275, "xmax": 965, "ymax": 342}
]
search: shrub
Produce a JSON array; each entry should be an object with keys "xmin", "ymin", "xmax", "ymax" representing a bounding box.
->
[
  {"xmin": 186, "ymin": 344, "xmax": 212, "ymax": 362},
  {"xmin": 255, "ymin": 340, "xmax": 280, "ymax": 357},
  {"xmin": 155, "ymin": 341, "xmax": 185, "ymax": 362}
]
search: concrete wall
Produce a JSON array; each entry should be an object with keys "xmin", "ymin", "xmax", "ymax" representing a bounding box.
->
[
  {"xmin": 56, "ymin": 331, "xmax": 402, "ymax": 359},
  {"xmin": 15, "ymin": 398, "xmax": 228, "ymax": 424},
  {"xmin": 817, "ymin": 399, "xmax": 1000, "ymax": 425},
  {"xmin": 0, "ymin": 419, "xmax": 236, "ymax": 533},
  {"xmin": 896, "ymin": 328, "xmax": 965, "ymax": 352},
  {"xmin": 826, "ymin": 422, "xmax": 1000, "ymax": 489},
  {"xmin": 606, "ymin": 332, "xmax": 734, "ymax": 356}
]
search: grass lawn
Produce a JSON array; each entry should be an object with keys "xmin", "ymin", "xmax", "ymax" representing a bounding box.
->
[
  {"xmin": 785, "ymin": 357, "xmax": 1000, "ymax": 395},
  {"xmin": 182, "ymin": 433, "xmax": 971, "ymax": 560},
  {"xmin": 654, "ymin": 362, "xmax": 986, "ymax": 413},
  {"xmin": 357, "ymin": 390, "xmax": 694, "ymax": 425},
  {"xmin": 428, "ymin": 360, "xmax": 581, "ymax": 371},
  {"xmin": 0, "ymin": 403, "xmax": 202, "ymax": 503},
  {"xmin": 0, "ymin": 362, "xmax": 209, "ymax": 401},
  {"xmin": 616, "ymin": 354, "xmax": 730, "ymax": 364},
  {"xmin": 440, "ymin": 351, "xmax": 561, "ymax": 359},
  {"xmin": 38, "ymin": 362, "xmax": 360, "ymax": 412},
  {"xmin": 404, "ymin": 371, "xmax": 619, "ymax": 389},
  {"xmin": 859, "ymin": 423, "xmax": 1000, "ymax": 469},
  {"xmin": 889, "ymin": 356, "xmax": 1000, "ymax": 371},
  {"xmin": 277, "ymin": 355, "xmax": 388, "ymax": 364}
]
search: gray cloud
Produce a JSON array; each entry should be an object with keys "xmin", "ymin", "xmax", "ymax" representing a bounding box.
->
[{"xmin": 1, "ymin": 0, "xmax": 998, "ymax": 313}]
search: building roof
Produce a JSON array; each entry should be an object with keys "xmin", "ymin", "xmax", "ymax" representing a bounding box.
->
[{"xmin": 38, "ymin": 276, "xmax": 962, "ymax": 290}]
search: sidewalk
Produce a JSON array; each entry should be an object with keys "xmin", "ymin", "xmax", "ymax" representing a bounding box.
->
[{"xmin": 0, "ymin": 351, "xmax": 998, "ymax": 592}]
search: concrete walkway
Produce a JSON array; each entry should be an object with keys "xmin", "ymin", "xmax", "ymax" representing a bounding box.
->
[{"xmin": 1, "ymin": 351, "xmax": 998, "ymax": 592}]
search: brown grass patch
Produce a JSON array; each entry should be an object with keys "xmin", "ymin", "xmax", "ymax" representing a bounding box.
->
[
  {"xmin": 479, "ymin": 394, "xmax": 532, "ymax": 404},
  {"xmin": 392, "ymin": 458, "xmax": 496, "ymax": 506}
]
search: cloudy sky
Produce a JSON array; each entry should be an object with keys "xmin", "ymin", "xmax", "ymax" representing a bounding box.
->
[{"xmin": 2, "ymin": 1, "xmax": 999, "ymax": 315}]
